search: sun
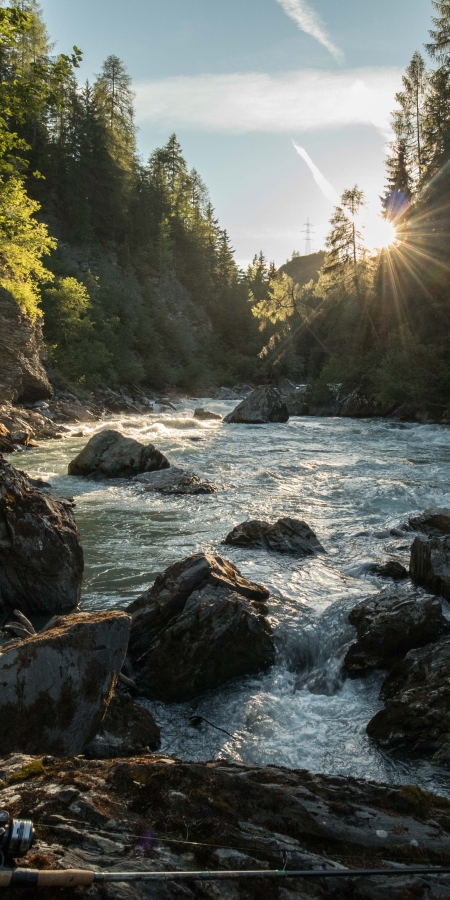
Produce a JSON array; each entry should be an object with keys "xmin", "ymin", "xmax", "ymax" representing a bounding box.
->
[{"xmin": 364, "ymin": 216, "xmax": 398, "ymax": 253}]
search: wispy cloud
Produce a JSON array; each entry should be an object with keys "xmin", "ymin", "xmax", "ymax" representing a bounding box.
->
[
  {"xmin": 275, "ymin": 0, "xmax": 344, "ymax": 62},
  {"xmin": 135, "ymin": 68, "xmax": 401, "ymax": 137},
  {"xmin": 292, "ymin": 142, "xmax": 340, "ymax": 204}
]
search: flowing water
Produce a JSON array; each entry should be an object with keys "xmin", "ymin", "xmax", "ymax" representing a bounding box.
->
[{"xmin": 10, "ymin": 401, "xmax": 450, "ymax": 796}]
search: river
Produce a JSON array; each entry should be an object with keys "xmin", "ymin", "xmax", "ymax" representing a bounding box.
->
[{"xmin": 11, "ymin": 400, "xmax": 450, "ymax": 796}]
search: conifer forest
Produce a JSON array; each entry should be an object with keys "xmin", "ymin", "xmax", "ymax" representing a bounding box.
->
[{"xmin": 0, "ymin": 0, "xmax": 449, "ymax": 406}]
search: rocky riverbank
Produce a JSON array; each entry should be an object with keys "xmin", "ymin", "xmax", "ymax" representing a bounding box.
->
[{"xmin": 2, "ymin": 752, "xmax": 450, "ymax": 899}]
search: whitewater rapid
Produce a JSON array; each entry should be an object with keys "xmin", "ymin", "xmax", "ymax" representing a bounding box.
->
[{"xmin": 12, "ymin": 400, "xmax": 450, "ymax": 795}]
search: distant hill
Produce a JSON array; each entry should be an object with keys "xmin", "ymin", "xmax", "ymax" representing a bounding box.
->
[{"xmin": 279, "ymin": 251, "xmax": 326, "ymax": 287}]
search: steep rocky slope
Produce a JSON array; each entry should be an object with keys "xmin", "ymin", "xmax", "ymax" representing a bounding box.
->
[{"xmin": 0, "ymin": 287, "xmax": 52, "ymax": 405}]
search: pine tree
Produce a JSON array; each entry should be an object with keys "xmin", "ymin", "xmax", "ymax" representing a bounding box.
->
[
  {"xmin": 93, "ymin": 55, "xmax": 136, "ymax": 174},
  {"xmin": 423, "ymin": 0, "xmax": 450, "ymax": 170}
]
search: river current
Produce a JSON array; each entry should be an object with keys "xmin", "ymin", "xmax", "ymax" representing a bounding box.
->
[{"xmin": 11, "ymin": 401, "xmax": 450, "ymax": 796}]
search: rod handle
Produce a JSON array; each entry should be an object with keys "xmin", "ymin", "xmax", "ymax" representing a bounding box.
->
[
  {"xmin": 0, "ymin": 869, "xmax": 95, "ymax": 888},
  {"xmin": 38, "ymin": 870, "xmax": 96, "ymax": 887}
]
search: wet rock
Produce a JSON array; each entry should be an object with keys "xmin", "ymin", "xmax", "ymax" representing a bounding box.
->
[
  {"xmin": 344, "ymin": 589, "xmax": 450, "ymax": 675},
  {"xmin": 214, "ymin": 386, "xmax": 240, "ymax": 400},
  {"xmin": 367, "ymin": 637, "xmax": 450, "ymax": 764},
  {"xmin": 2, "ymin": 754, "xmax": 450, "ymax": 900},
  {"xmin": 285, "ymin": 394, "xmax": 309, "ymax": 416},
  {"xmin": 277, "ymin": 380, "xmax": 309, "ymax": 416},
  {"xmin": 0, "ymin": 285, "xmax": 52, "ymax": 404},
  {"xmin": 406, "ymin": 507, "xmax": 450, "ymax": 536},
  {"xmin": 133, "ymin": 466, "xmax": 218, "ymax": 495},
  {"xmin": 368, "ymin": 560, "xmax": 408, "ymax": 580},
  {"xmin": 47, "ymin": 399, "xmax": 97, "ymax": 423},
  {"xmin": 340, "ymin": 387, "xmax": 388, "ymax": 418},
  {"xmin": 85, "ymin": 691, "xmax": 160, "ymax": 758},
  {"xmin": 0, "ymin": 423, "xmax": 14, "ymax": 452},
  {"xmin": 224, "ymin": 517, "xmax": 324, "ymax": 556},
  {"xmin": 127, "ymin": 553, "xmax": 274, "ymax": 701},
  {"xmin": 193, "ymin": 407, "xmax": 222, "ymax": 420},
  {"xmin": 0, "ymin": 402, "xmax": 65, "ymax": 443},
  {"xmin": 0, "ymin": 458, "xmax": 83, "ymax": 619},
  {"xmin": 410, "ymin": 534, "xmax": 450, "ymax": 599},
  {"xmin": 68, "ymin": 429, "xmax": 170, "ymax": 478},
  {"xmin": 0, "ymin": 610, "xmax": 130, "ymax": 755},
  {"xmin": 224, "ymin": 385, "xmax": 289, "ymax": 424}
]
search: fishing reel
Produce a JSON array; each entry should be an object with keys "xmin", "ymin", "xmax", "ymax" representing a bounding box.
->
[{"xmin": 0, "ymin": 811, "xmax": 34, "ymax": 865}]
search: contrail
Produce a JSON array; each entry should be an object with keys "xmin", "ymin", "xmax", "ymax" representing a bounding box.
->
[
  {"xmin": 276, "ymin": 0, "xmax": 344, "ymax": 63},
  {"xmin": 292, "ymin": 142, "xmax": 340, "ymax": 205}
]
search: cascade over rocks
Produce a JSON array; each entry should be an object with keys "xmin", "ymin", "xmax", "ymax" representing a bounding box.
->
[
  {"xmin": 0, "ymin": 458, "xmax": 83, "ymax": 620},
  {"xmin": 224, "ymin": 517, "xmax": 324, "ymax": 555},
  {"xmin": 127, "ymin": 553, "xmax": 274, "ymax": 701},
  {"xmin": 85, "ymin": 691, "xmax": 160, "ymax": 759},
  {"xmin": 0, "ymin": 286, "xmax": 52, "ymax": 404},
  {"xmin": 133, "ymin": 466, "xmax": 217, "ymax": 495},
  {"xmin": 344, "ymin": 589, "xmax": 450, "ymax": 675},
  {"xmin": 410, "ymin": 534, "xmax": 450, "ymax": 599},
  {"xmin": 224, "ymin": 385, "xmax": 289, "ymax": 424},
  {"xmin": 367, "ymin": 637, "xmax": 450, "ymax": 765},
  {"xmin": 68, "ymin": 429, "xmax": 170, "ymax": 478},
  {"xmin": 2, "ymin": 754, "xmax": 450, "ymax": 900},
  {"xmin": 0, "ymin": 610, "xmax": 130, "ymax": 756}
]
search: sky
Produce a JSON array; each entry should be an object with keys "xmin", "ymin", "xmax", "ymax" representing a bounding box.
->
[{"xmin": 39, "ymin": 0, "xmax": 432, "ymax": 267}]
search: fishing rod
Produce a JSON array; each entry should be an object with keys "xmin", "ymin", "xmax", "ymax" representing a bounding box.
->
[
  {"xmin": 2, "ymin": 866, "xmax": 450, "ymax": 888},
  {"xmin": 2, "ymin": 811, "xmax": 450, "ymax": 888}
]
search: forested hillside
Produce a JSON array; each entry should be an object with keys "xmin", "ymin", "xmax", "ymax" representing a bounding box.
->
[
  {"xmin": 0, "ymin": 1, "xmax": 280, "ymax": 392},
  {"xmin": 3, "ymin": 0, "xmax": 450, "ymax": 404},
  {"xmin": 253, "ymin": 0, "xmax": 450, "ymax": 412}
]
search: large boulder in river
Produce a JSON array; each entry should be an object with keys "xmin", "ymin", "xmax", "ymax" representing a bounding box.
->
[
  {"xmin": 224, "ymin": 517, "xmax": 324, "ymax": 556},
  {"xmin": 68, "ymin": 429, "xmax": 169, "ymax": 478},
  {"xmin": 410, "ymin": 534, "xmax": 450, "ymax": 600},
  {"xmin": 127, "ymin": 553, "xmax": 274, "ymax": 701},
  {"xmin": 0, "ymin": 458, "xmax": 83, "ymax": 620},
  {"xmin": 0, "ymin": 610, "xmax": 130, "ymax": 755},
  {"xmin": 85, "ymin": 691, "xmax": 160, "ymax": 759},
  {"xmin": 223, "ymin": 386, "xmax": 289, "ymax": 424},
  {"xmin": 367, "ymin": 638, "xmax": 450, "ymax": 764},
  {"xmin": 344, "ymin": 589, "xmax": 450, "ymax": 676},
  {"xmin": 133, "ymin": 466, "xmax": 217, "ymax": 495}
]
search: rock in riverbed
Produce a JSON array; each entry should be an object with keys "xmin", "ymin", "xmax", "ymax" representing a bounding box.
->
[
  {"xmin": 85, "ymin": 691, "xmax": 160, "ymax": 759},
  {"xmin": 127, "ymin": 553, "xmax": 274, "ymax": 701},
  {"xmin": 367, "ymin": 637, "xmax": 450, "ymax": 764},
  {"xmin": 2, "ymin": 754, "xmax": 450, "ymax": 900},
  {"xmin": 344, "ymin": 589, "xmax": 450, "ymax": 675},
  {"xmin": 224, "ymin": 517, "xmax": 324, "ymax": 555},
  {"xmin": 406, "ymin": 507, "xmax": 450, "ymax": 535},
  {"xmin": 193, "ymin": 407, "xmax": 222, "ymax": 420},
  {"xmin": 0, "ymin": 610, "xmax": 130, "ymax": 755},
  {"xmin": 0, "ymin": 458, "xmax": 83, "ymax": 620},
  {"xmin": 224, "ymin": 385, "xmax": 289, "ymax": 424},
  {"xmin": 68, "ymin": 429, "xmax": 169, "ymax": 478},
  {"xmin": 410, "ymin": 534, "xmax": 450, "ymax": 599},
  {"xmin": 133, "ymin": 466, "xmax": 217, "ymax": 495},
  {"xmin": 368, "ymin": 560, "xmax": 408, "ymax": 580}
]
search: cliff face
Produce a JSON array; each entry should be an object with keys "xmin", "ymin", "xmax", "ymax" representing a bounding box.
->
[{"xmin": 0, "ymin": 287, "xmax": 52, "ymax": 404}]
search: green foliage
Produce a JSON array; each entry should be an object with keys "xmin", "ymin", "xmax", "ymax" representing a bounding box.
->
[{"xmin": 0, "ymin": 173, "xmax": 55, "ymax": 316}]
